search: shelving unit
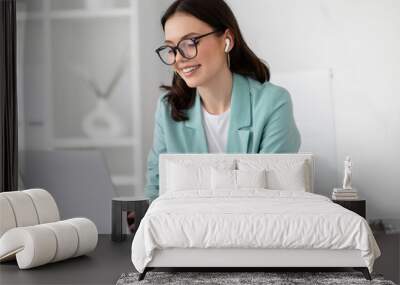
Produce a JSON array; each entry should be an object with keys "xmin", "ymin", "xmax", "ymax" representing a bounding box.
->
[
  {"xmin": 51, "ymin": 137, "xmax": 139, "ymax": 148},
  {"xmin": 17, "ymin": 0, "xmax": 143, "ymax": 197},
  {"xmin": 17, "ymin": 9, "xmax": 132, "ymax": 21}
]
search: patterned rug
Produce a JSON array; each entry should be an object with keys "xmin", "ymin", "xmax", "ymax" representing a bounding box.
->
[{"xmin": 116, "ymin": 271, "xmax": 396, "ymax": 285}]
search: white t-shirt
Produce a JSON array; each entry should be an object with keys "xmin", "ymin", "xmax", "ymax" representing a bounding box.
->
[{"xmin": 201, "ymin": 105, "xmax": 231, "ymax": 153}]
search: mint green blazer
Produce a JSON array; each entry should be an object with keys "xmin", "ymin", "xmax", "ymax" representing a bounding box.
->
[{"xmin": 145, "ymin": 73, "xmax": 301, "ymax": 201}]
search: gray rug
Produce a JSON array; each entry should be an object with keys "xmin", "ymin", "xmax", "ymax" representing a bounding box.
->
[{"xmin": 116, "ymin": 271, "xmax": 396, "ymax": 285}]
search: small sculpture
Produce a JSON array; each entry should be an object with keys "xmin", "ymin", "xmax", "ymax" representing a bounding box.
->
[
  {"xmin": 342, "ymin": 156, "xmax": 352, "ymax": 190},
  {"xmin": 69, "ymin": 48, "xmax": 128, "ymax": 139}
]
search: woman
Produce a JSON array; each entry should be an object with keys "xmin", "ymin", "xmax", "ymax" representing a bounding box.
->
[{"xmin": 145, "ymin": 0, "xmax": 301, "ymax": 203}]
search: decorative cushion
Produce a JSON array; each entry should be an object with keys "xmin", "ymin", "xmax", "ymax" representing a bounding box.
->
[
  {"xmin": 211, "ymin": 168, "xmax": 268, "ymax": 190},
  {"xmin": 236, "ymin": 169, "xmax": 267, "ymax": 188},
  {"xmin": 237, "ymin": 159, "xmax": 309, "ymax": 192},
  {"xmin": 166, "ymin": 160, "xmax": 236, "ymax": 192},
  {"xmin": 167, "ymin": 162, "xmax": 210, "ymax": 191},
  {"xmin": 211, "ymin": 168, "xmax": 236, "ymax": 190}
]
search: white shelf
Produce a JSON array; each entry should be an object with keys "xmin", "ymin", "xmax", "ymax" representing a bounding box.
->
[
  {"xmin": 21, "ymin": 0, "xmax": 144, "ymax": 195},
  {"xmin": 51, "ymin": 137, "xmax": 139, "ymax": 148},
  {"xmin": 17, "ymin": 8, "xmax": 131, "ymax": 21},
  {"xmin": 17, "ymin": 12, "xmax": 43, "ymax": 21},
  {"xmin": 50, "ymin": 8, "xmax": 131, "ymax": 19},
  {"xmin": 111, "ymin": 175, "xmax": 138, "ymax": 186}
]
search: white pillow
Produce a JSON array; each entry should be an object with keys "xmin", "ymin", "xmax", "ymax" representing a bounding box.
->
[
  {"xmin": 211, "ymin": 168, "xmax": 268, "ymax": 190},
  {"xmin": 167, "ymin": 162, "xmax": 210, "ymax": 191},
  {"xmin": 166, "ymin": 160, "xmax": 236, "ymax": 192},
  {"xmin": 211, "ymin": 168, "xmax": 236, "ymax": 190},
  {"xmin": 237, "ymin": 159, "xmax": 309, "ymax": 192},
  {"xmin": 236, "ymin": 169, "xmax": 267, "ymax": 188},
  {"xmin": 267, "ymin": 161, "xmax": 307, "ymax": 191}
]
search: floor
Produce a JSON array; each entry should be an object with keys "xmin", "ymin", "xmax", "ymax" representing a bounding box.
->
[
  {"xmin": 1, "ymin": 234, "xmax": 398, "ymax": 285},
  {"xmin": 373, "ymin": 232, "xmax": 400, "ymax": 284},
  {"xmin": 0, "ymin": 235, "xmax": 134, "ymax": 285}
]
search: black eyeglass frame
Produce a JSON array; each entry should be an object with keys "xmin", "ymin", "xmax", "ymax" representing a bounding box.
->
[{"xmin": 155, "ymin": 30, "xmax": 222, "ymax": 65}]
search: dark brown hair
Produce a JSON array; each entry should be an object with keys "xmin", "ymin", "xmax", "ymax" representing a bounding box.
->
[{"xmin": 160, "ymin": 0, "xmax": 270, "ymax": 121}]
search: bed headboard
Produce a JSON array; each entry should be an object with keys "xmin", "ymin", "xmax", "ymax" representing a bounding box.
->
[{"xmin": 159, "ymin": 153, "xmax": 314, "ymax": 195}]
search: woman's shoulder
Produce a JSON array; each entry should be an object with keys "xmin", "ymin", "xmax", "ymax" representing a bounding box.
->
[
  {"xmin": 151, "ymin": 93, "xmax": 171, "ymax": 122},
  {"xmin": 156, "ymin": 93, "xmax": 170, "ymax": 111},
  {"xmin": 246, "ymin": 76, "xmax": 291, "ymax": 105},
  {"xmin": 158, "ymin": 92, "xmax": 169, "ymax": 105}
]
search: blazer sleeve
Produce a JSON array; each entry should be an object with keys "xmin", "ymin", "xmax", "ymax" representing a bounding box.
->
[
  {"xmin": 259, "ymin": 89, "xmax": 301, "ymax": 153},
  {"xmin": 144, "ymin": 96, "xmax": 167, "ymax": 203}
]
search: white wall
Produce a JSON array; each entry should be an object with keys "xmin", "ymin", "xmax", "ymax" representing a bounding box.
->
[
  {"xmin": 138, "ymin": 0, "xmax": 173, "ymax": 176},
  {"xmin": 227, "ymin": 0, "xmax": 400, "ymax": 219}
]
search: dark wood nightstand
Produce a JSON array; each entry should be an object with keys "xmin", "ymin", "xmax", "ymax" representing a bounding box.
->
[{"xmin": 332, "ymin": 199, "xmax": 366, "ymax": 218}]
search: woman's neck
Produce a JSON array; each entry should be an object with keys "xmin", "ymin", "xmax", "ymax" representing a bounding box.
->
[{"xmin": 197, "ymin": 68, "xmax": 233, "ymax": 115}]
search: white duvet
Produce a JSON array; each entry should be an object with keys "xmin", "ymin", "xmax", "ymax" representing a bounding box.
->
[{"xmin": 131, "ymin": 189, "xmax": 381, "ymax": 273}]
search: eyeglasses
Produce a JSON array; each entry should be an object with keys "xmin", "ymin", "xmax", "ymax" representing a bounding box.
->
[{"xmin": 155, "ymin": 30, "xmax": 221, "ymax": 65}]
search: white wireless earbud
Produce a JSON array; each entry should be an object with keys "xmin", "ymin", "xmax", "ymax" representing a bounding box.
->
[{"xmin": 224, "ymin": 39, "xmax": 230, "ymax": 53}]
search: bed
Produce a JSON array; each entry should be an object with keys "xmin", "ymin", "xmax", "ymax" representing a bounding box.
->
[{"xmin": 131, "ymin": 153, "xmax": 381, "ymax": 281}]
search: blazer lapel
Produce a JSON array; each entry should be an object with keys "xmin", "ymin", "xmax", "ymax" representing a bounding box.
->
[
  {"xmin": 183, "ymin": 73, "xmax": 252, "ymax": 154},
  {"xmin": 226, "ymin": 73, "xmax": 252, "ymax": 153},
  {"xmin": 183, "ymin": 91, "xmax": 208, "ymax": 153}
]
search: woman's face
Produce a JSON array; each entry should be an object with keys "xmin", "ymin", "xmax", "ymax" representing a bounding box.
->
[{"xmin": 164, "ymin": 12, "xmax": 229, "ymax": 88}]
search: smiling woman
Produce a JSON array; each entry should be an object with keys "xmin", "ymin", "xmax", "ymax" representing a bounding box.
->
[{"xmin": 145, "ymin": 0, "xmax": 301, "ymax": 202}]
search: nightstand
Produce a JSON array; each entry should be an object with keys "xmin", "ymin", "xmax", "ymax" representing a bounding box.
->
[
  {"xmin": 332, "ymin": 199, "xmax": 366, "ymax": 218},
  {"xmin": 112, "ymin": 196, "xmax": 149, "ymax": 242}
]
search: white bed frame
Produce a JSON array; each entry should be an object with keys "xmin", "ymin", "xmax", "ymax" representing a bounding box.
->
[{"xmin": 140, "ymin": 154, "xmax": 371, "ymax": 280}]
